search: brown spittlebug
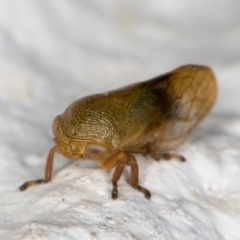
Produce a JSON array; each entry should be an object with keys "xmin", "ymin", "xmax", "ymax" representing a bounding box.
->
[{"xmin": 19, "ymin": 65, "xmax": 217, "ymax": 199}]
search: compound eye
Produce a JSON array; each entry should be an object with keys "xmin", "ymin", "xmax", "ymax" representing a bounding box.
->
[
  {"xmin": 85, "ymin": 143, "xmax": 112, "ymax": 160},
  {"xmin": 89, "ymin": 144, "xmax": 106, "ymax": 154}
]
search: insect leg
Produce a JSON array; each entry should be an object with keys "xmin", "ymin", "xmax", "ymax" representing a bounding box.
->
[
  {"xmin": 111, "ymin": 159, "xmax": 125, "ymax": 199},
  {"xmin": 99, "ymin": 152, "xmax": 151, "ymax": 199},
  {"xmin": 19, "ymin": 146, "xmax": 57, "ymax": 191},
  {"xmin": 127, "ymin": 154, "xmax": 151, "ymax": 199},
  {"xmin": 153, "ymin": 153, "xmax": 186, "ymax": 162},
  {"xmin": 98, "ymin": 152, "xmax": 126, "ymax": 199}
]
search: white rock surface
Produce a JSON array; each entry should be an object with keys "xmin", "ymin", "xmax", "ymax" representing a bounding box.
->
[{"xmin": 0, "ymin": 1, "xmax": 240, "ymax": 240}]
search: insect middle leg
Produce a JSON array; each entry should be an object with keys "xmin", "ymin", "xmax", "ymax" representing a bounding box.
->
[
  {"xmin": 99, "ymin": 152, "xmax": 151, "ymax": 199},
  {"xmin": 19, "ymin": 146, "xmax": 57, "ymax": 191},
  {"xmin": 127, "ymin": 155, "xmax": 151, "ymax": 199}
]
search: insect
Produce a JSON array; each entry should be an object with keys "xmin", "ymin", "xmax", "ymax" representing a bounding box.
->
[{"xmin": 19, "ymin": 64, "xmax": 217, "ymax": 199}]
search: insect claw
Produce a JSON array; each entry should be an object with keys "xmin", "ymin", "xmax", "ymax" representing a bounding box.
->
[
  {"xmin": 19, "ymin": 184, "xmax": 27, "ymax": 191},
  {"xmin": 180, "ymin": 156, "xmax": 186, "ymax": 162},
  {"xmin": 112, "ymin": 190, "xmax": 118, "ymax": 199},
  {"xmin": 144, "ymin": 191, "xmax": 151, "ymax": 199}
]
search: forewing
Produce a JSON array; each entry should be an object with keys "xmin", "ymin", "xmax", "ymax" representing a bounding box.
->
[{"xmin": 122, "ymin": 65, "xmax": 217, "ymax": 152}]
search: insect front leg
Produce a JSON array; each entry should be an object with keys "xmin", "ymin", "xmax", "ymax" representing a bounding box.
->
[
  {"xmin": 19, "ymin": 146, "xmax": 57, "ymax": 191},
  {"xmin": 111, "ymin": 159, "xmax": 125, "ymax": 199},
  {"xmin": 99, "ymin": 152, "xmax": 151, "ymax": 199}
]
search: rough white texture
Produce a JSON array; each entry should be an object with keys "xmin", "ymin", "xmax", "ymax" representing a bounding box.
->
[{"xmin": 0, "ymin": 1, "xmax": 240, "ymax": 240}]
